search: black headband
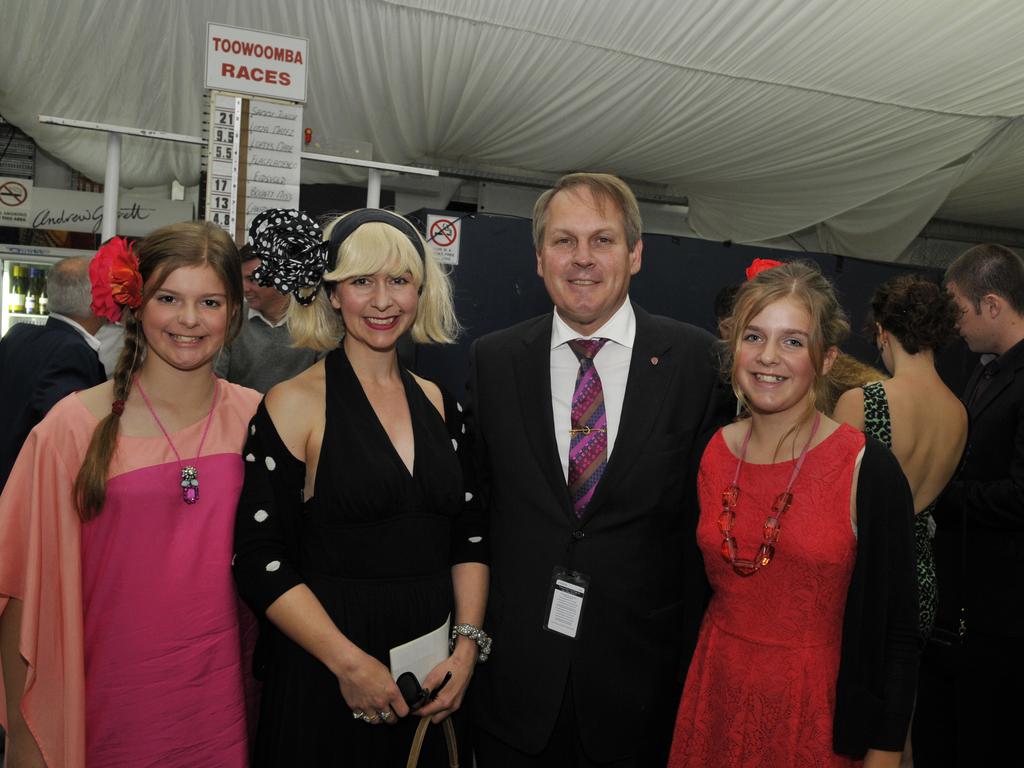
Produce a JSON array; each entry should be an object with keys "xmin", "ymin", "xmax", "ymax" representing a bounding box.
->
[{"xmin": 326, "ymin": 208, "xmax": 426, "ymax": 272}]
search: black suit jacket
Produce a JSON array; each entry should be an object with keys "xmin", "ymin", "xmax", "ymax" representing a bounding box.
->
[
  {"xmin": 934, "ymin": 338, "xmax": 1024, "ymax": 638},
  {"xmin": 0, "ymin": 317, "xmax": 106, "ymax": 489},
  {"xmin": 466, "ymin": 303, "xmax": 727, "ymax": 760}
]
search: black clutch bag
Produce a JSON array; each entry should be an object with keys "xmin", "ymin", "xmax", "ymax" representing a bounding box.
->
[{"xmin": 397, "ymin": 671, "xmax": 430, "ymax": 710}]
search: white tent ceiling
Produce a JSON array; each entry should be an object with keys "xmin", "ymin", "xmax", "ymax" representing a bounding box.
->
[{"xmin": 2, "ymin": 0, "xmax": 1023, "ymax": 261}]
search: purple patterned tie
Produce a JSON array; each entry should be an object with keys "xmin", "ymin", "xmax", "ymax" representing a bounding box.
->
[{"xmin": 568, "ymin": 338, "xmax": 609, "ymax": 517}]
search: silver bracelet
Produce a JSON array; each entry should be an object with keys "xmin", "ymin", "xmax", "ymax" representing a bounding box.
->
[{"xmin": 450, "ymin": 623, "xmax": 492, "ymax": 662}]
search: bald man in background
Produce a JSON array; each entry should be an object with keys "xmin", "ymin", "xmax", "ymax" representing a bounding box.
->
[{"xmin": 0, "ymin": 256, "xmax": 106, "ymax": 489}]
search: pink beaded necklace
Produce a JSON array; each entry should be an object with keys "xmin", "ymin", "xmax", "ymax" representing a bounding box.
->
[{"xmin": 135, "ymin": 377, "xmax": 219, "ymax": 505}]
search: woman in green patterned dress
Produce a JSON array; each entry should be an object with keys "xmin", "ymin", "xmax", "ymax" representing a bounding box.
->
[
  {"xmin": 835, "ymin": 274, "xmax": 966, "ymax": 639},
  {"xmin": 833, "ymin": 274, "xmax": 966, "ymax": 765}
]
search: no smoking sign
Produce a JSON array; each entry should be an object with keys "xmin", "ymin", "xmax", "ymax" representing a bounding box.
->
[
  {"xmin": 426, "ymin": 214, "xmax": 460, "ymax": 266},
  {"xmin": 0, "ymin": 176, "xmax": 33, "ymax": 226},
  {"xmin": 0, "ymin": 180, "xmax": 28, "ymax": 207}
]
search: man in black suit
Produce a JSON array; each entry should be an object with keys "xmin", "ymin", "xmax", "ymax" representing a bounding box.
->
[
  {"xmin": 0, "ymin": 256, "xmax": 107, "ymax": 489},
  {"xmin": 467, "ymin": 173, "xmax": 726, "ymax": 766},
  {"xmin": 913, "ymin": 244, "xmax": 1024, "ymax": 767}
]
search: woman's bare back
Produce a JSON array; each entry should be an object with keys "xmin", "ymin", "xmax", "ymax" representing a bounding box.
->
[{"xmin": 881, "ymin": 374, "xmax": 967, "ymax": 514}]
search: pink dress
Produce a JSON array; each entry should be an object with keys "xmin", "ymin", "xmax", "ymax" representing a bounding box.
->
[
  {"xmin": 0, "ymin": 381, "xmax": 259, "ymax": 767},
  {"xmin": 670, "ymin": 424, "xmax": 865, "ymax": 768}
]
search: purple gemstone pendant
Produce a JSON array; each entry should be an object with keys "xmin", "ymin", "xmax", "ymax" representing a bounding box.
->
[{"xmin": 181, "ymin": 465, "xmax": 199, "ymax": 505}]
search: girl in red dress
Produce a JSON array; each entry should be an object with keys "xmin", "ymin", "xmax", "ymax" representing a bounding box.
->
[{"xmin": 669, "ymin": 261, "xmax": 919, "ymax": 768}]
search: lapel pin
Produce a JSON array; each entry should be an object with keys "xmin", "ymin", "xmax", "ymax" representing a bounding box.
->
[{"xmin": 650, "ymin": 356, "xmax": 659, "ymax": 366}]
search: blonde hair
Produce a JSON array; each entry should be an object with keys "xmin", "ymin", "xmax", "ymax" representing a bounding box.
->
[
  {"xmin": 822, "ymin": 353, "xmax": 888, "ymax": 417},
  {"xmin": 73, "ymin": 221, "xmax": 242, "ymax": 520},
  {"xmin": 724, "ymin": 260, "xmax": 849, "ymax": 423},
  {"xmin": 288, "ymin": 211, "xmax": 459, "ymax": 351}
]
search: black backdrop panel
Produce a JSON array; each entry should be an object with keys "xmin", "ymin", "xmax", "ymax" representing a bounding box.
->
[
  {"xmin": 301, "ymin": 184, "xmax": 396, "ymax": 220},
  {"xmin": 407, "ymin": 211, "xmax": 977, "ymax": 400}
]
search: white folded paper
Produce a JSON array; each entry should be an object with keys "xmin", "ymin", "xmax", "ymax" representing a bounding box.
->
[{"xmin": 389, "ymin": 613, "xmax": 450, "ymax": 683}]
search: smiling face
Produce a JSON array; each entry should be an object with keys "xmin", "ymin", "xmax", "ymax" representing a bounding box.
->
[
  {"xmin": 329, "ymin": 262, "xmax": 419, "ymax": 353},
  {"xmin": 735, "ymin": 296, "xmax": 835, "ymax": 419},
  {"xmin": 138, "ymin": 264, "xmax": 231, "ymax": 374},
  {"xmin": 536, "ymin": 186, "xmax": 642, "ymax": 336}
]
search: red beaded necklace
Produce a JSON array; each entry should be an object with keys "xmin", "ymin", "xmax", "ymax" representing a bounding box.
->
[{"xmin": 719, "ymin": 413, "xmax": 821, "ymax": 576}]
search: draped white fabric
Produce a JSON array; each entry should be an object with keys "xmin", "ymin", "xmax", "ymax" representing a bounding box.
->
[{"xmin": 2, "ymin": 0, "xmax": 1022, "ymax": 259}]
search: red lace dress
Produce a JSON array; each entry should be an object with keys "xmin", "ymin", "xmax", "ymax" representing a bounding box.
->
[{"xmin": 670, "ymin": 424, "xmax": 865, "ymax": 768}]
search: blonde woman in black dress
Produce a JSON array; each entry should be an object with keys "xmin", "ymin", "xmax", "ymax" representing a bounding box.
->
[{"xmin": 232, "ymin": 209, "xmax": 490, "ymax": 766}]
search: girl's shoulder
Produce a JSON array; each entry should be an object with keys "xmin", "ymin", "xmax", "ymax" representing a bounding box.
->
[
  {"xmin": 25, "ymin": 391, "xmax": 102, "ymax": 469},
  {"xmin": 719, "ymin": 419, "xmax": 747, "ymax": 451},
  {"xmin": 74, "ymin": 378, "xmax": 116, "ymax": 422},
  {"xmin": 216, "ymin": 378, "xmax": 262, "ymax": 419}
]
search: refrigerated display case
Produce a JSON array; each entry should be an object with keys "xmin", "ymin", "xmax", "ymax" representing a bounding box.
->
[{"xmin": 1, "ymin": 244, "xmax": 94, "ymax": 336}]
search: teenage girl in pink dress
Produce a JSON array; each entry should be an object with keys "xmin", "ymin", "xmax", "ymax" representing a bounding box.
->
[{"xmin": 0, "ymin": 223, "xmax": 259, "ymax": 767}]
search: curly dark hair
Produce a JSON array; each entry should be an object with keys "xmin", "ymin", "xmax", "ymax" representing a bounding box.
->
[{"xmin": 868, "ymin": 274, "xmax": 959, "ymax": 354}]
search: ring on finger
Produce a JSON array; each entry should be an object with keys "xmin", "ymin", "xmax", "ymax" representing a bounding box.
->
[
  {"xmin": 366, "ymin": 713, "xmax": 380, "ymax": 723},
  {"xmin": 379, "ymin": 710, "xmax": 392, "ymax": 721},
  {"xmin": 352, "ymin": 710, "xmax": 366, "ymax": 720}
]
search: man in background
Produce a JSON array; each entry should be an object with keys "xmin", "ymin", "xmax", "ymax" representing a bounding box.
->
[
  {"xmin": 914, "ymin": 243, "xmax": 1024, "ymax": 766},
  {"xmin": 0, "ymin": 256, "xmax": 106, "ymax": 488},
  {"xmin": 215, "ymin": 245, "xmax": 319, "ymax": 392}
]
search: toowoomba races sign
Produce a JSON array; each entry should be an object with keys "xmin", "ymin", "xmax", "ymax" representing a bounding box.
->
[{"xmin": 206, "ymin": 23, "xmax": 308, "ymax": 103}]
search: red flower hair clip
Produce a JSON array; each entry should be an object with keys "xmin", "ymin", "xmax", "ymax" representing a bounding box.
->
[
  {"xmin": 90, "ymin": 236, "xmax": 143, "ymax": 323},
  {"xmin": 744, "ymin": 258, "xmax": 784, "ymax": 281}
]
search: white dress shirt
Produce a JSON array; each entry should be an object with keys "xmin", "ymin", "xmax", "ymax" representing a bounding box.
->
[
  {"xmin": 550, "ymin": 300, "xmax": 636, "ymax": 482},
  {"xmin": 248, "ymin": 306, "xmax": 289, "ymax": 328},
  {"xmin": 93, "ymin": 321, "xmax": 124, "ymax": 379},
  {"xmin": 48, "ymin": 312, "xmax": 101, "ymax": 352}
]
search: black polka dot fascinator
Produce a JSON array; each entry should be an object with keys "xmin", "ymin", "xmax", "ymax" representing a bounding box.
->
[{"xmin": 248, "ymin": 209, "xmax": 329, "ymax": 305}]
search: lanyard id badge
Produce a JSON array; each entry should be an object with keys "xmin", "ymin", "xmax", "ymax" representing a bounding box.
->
[{"xmin": 544, "ymin": 567, "xmax": 590, "ymax": 638}]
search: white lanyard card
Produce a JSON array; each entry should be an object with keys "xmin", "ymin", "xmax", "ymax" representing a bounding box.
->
[{"xmin": 544, "ymin": 567, "xmax": 590, "ymax": 638}]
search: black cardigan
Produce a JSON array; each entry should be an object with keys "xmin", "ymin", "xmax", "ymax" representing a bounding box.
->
[{"xmin": 833, "ymin": 437, "xmax": 922, "ymax": 756}]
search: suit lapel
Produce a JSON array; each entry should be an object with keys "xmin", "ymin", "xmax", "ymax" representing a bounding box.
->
[
  {"xmin": 581, "ymin": 305, "xmax": 675, "ymax": 522},
  {"xmin": 970, "ymin": 358, "xmax": 1022, "ymax": 419},
  {"xmin": 513, "ymin": 316, "xmax": 573, "ymax": 513}
]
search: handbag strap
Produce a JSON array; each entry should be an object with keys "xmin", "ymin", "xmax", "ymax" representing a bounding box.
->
[{"xmin": 406, "ymin": 716, "xmax": 459, "ymax": 768}]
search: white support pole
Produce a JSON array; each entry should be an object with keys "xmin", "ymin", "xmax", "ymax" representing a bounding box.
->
[
  {"xmin": 101, "ymin": 132, "xmax": 122, "ymax": 241},
  {"xmin": 39, "ymin": 115, "xmax": 439, "ymax": 218},
  {"xmin": 366, "ymin": 168, "xmax": 382, "ymax": 209}
]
